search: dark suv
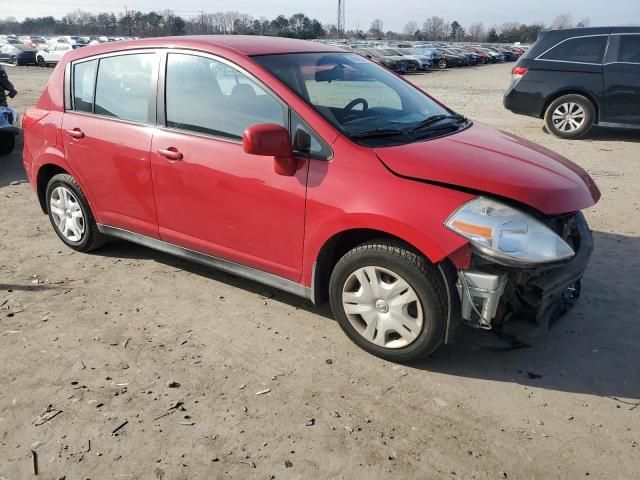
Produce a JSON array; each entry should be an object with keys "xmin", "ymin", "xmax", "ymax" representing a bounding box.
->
[{"xmin": 504, "ymin": 27, "xmax": 640, "ymax": 138}]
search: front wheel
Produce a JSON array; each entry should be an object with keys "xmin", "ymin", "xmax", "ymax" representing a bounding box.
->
[
  {"xmin": 46, "ymin": 173, "xmax": 107, "ymax": 252},
  {"xmin": 36, "ymin": 56, "xmax": 46, "ymax": 67},
  {"xmin": 437, "ymin": 58, "xmax": 448, "ymax": 69},
  {"xmin": 10, "ymin": 56, "xmax": 18, "ymax": 66},
  {"xmin": 544, "ymin": 94, "xmax": 595, "ymax": 139},
  {"xmin": 329, "ymin": 240, "xmax": 447, "ymax": 362}
]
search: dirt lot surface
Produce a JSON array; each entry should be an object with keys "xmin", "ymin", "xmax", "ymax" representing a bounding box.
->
[{"xmin": 1, "ymin": 63, "xmax": 639, "ymax": 480}]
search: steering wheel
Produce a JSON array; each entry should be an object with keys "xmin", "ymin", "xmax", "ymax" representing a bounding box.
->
[{"xmin": 343, "ymin": 98, "xmax": 369, "ymax": 120}]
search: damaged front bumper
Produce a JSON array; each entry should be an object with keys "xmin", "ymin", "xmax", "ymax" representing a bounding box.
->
[{"xmin": 451, "ymin": 212, "xmax": 593, "ymax": 340}]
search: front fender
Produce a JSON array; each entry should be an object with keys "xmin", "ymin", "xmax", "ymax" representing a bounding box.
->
[{"xmin": 301, "ymin": 137, "xmax": 475, "ymax": 287}]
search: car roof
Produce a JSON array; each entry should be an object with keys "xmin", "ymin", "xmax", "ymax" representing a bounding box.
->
[{"xmin": 65, "ymin": 35, "xmax": 343, "ymax": 63}]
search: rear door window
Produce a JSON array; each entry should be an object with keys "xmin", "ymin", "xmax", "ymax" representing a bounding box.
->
[
  {"xmin": 164, "ymin": 53, "xmax": 286, "ymax": 140},
  {"xmin": 617, "ymin": 35, "xmax": 640, "ymax": 63},
  {"xmin": 540, "ymin": 36, "xmax": 608, "ymax": 64},
  {"xmin": 94, "ymin": 53, "xmax": 155, "ymax": 123}
]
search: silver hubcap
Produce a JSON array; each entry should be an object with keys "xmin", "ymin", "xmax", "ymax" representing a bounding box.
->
[
  {"xmin": 552, "ymin": 102, "xmax": 585, "ymax": 132},
  {"xmin": 50, "ymin": 186, "xmax": 85, "ymax": 242},
  {"xmin": 342, "ymin": 266, "xmax": 424, "ymax": 349}
]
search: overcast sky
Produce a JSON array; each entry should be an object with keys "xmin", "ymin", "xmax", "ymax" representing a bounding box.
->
[{"xmin": 2, "ymin": 0, "xmax": 638, "ymax": 31}]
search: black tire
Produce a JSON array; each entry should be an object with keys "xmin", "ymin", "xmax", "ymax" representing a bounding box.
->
[
  {"xmin": 544, "ymin": 94, "xmax": 595, "ymax": 139},
  {"xmin": 329, "ymin": 240, "xmax": 447, "ymax": 362},
  {"xmin": 0, "ymin": 132, "xmax": 15, "ymax": 155},
  {"xmin": 45, "ymin": 173, "xmax": 106, "ymax": 252},
  {"xmin": 36, "ymin": 56, "xmax": 46, "ymax": 67},
  {"xmin": 10, "ymin": 55, "xmax": 18, "ymax": 66},
  {"xmin": 437, "ymin": 58, "xmax": 448, "ymax": 69}
]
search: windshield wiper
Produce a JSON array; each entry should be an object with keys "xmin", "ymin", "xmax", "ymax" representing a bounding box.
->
[
  {"xmin": 408, "ymin": 114, "xmax": 467, "ymax": 132},
  {"xmin": 348, "ymin": 128, "xmax": 408, "ymax": 139}
]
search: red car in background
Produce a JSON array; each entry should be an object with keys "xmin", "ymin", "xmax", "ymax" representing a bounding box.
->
[{"xmin": 22, "ymin": 36, "xmax": 599, "ymax": 362}]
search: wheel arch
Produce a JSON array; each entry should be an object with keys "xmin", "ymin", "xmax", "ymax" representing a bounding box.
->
[
  {"xmin": 36, "ymin": 163, "xmax": 69, "ymax": 213},
  {"xmin": 310, "ymin": 227, "xmax": 449, "ymax": 305},
  {"xmin": 541, "ymin": 89, "xmax": 600, "ymax": 122}
]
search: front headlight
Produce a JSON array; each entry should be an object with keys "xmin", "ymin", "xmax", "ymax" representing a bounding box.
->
[{"xmin": 446, "ymin": 197, "xmax": 575, "ymax": 265}]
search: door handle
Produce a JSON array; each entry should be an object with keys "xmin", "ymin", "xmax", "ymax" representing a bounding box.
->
[
  {"xmin": 157, "ymin": 147, "xmax": 183, "ymax": 161},
  {"xmin": 67, "ymin": 128, "xmax": 84, "ymax": 139}
]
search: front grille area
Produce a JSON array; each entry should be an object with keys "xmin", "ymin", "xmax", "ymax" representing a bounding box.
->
[{"xmin": 543, "ymin": 213, "xmax": 577, "ymax": 243}]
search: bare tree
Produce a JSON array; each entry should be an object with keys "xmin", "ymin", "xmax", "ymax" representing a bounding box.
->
[
  {"xmin": 468, "ymin": 22, "xmax": 486, "ymax": 41},
  {"xmin": 403, "ymin": 20, "xmax": 418, "ymax": 39},
  {"xmin": 550, "ymin": 13, "xmax": 573, "ymax": 30},
  {"xmin": 576, "ymin": 17, "xmax": 591, "ymax": 28},
  {"xmin": 422, "ymin": 16, "xmax": 447, "ymax": 40},
  {"xmin": 369, "ymin": 18, "xmax": 384, "ymax": 39}
]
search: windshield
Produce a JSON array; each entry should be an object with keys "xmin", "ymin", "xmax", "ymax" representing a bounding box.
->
[{"xmin": 253, "ymin": 52, "xmax": 468, "ymax": 147}]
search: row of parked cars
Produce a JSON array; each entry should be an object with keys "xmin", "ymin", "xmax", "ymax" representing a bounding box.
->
[
  {"xmin": 0, "ymin": 34, "xmax": 136, "ymax": 66},
  {"xmin": 336, "ymin": 41, "xmax": 527, "ymax": 73}
]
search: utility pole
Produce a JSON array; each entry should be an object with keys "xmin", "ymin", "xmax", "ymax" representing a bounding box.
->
[
  {"xmin": 337, "ymin": 0, "xmax": 345, "ymax": 39},
  {"xmin": 200, "ymin": 11, "xmax": 205, "ymax": 34}
]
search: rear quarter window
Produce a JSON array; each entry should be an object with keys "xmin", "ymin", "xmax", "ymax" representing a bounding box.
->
[
  {"xmin": 72, "ymin": 60, "xmax": 97, "ymax": 113},
  {"xmin": 539, "ymin": 35, "xmax": 608, "ymax": 64},
  {"xmin": 618, "ymin": 35, "xmax": 640, "ymax": 63}
]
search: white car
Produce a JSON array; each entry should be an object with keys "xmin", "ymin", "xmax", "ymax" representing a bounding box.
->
[
  {"xmin": 47, "ymin": 36, "xmax": 85, "ymax": 47},
  {"xmin": 36, "ymin": 44, "xmax": 75, "ymax": 67}
]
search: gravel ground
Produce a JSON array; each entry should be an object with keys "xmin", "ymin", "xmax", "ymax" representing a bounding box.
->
[{"xmin": 1, "ymin": 63, "xmax": 639, "ymax": 480}]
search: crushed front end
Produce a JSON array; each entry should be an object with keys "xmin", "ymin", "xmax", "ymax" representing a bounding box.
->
[{"xmin": 444, "ymin": 197, "xmax": 594, "ymax": 341}]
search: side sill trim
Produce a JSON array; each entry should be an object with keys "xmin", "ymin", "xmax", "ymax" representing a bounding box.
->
[
  {"xmin": 597, "ymin": 121, "xmax": 640, "ymax": 131},
  {"xmin": 97, "ymin": 225, "xmax": 312, "ymax": 301}
]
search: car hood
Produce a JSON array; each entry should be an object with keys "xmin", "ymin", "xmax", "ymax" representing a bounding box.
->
[{"xmin": 374, "ymin": 122, "xmax": 600, "ymax": 215}]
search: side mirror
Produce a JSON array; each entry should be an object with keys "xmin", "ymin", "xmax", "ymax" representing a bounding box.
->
[{"xmin": 242, "ymin": 124, "xmax": 298, "ymax": 176}]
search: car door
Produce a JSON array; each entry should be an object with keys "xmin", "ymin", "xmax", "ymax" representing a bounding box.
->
[
  {"xmin": 53, "ymin": 45, "xmax": 69, "ymax": 62},
  {"xmin": 603, "ymin": 33, "xmax": 640, "ymax": 126},
  {"xmin": 61, "ymin": 52, "xmax": 160, "ymax": 238},
  {"xmin": 150, "ymin": 51, "xmax": 309, "ymax": 281},
  {"xmin": 0, "ymin": 44, "xmax": 9, "ymax": 61},
  {"xmin": 42, "ymin": 46, "xmax": 55, "ymax": 63}
]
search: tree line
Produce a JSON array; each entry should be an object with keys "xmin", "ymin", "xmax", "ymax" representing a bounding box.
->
[
  {"xmin": 395, "ymin": 14, "xmax": 590, "ymax": 43},
  {"xmin": 0, "ymin": 9, "xmax": 590, "ymax": 44},
  {"xmin": 0, "ymin": 10, "xmax": 325, "ymax": 39}
]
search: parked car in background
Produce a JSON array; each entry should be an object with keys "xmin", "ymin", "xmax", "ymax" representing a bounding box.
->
[
  {"xmin": 0, "ymin": 105, "xmax": 19, "ymax": 155},
  {"xmin": 23, "ymin": 36, "xmax": 600, "ymax": 362},
  {"xmin": 504, "ymin": 26, "xmax": 640, "ymax": 138},
  {"xmin": 36, "ymin": 43, "xmax": 77, "ymax": 67},
  {"xmin": 402, "ymin": 46, "xmax": 438, "ymax": 65},
  {"xmin": 19, "ymin": 36, "xmax": 48, "ymax": 49},
  {"xmin": 376, "ymin": 47, "xmax": 431, "ymax": 70},
  {"xmin": 48, "ymin": 36, "xmax": 87, "ymax": 47},
  {"xmin": 370, "ymin": 48, "xmax": 420, "ymax": 71},
  {"xmin": 494, "ymin": 46, "xmax": 518, "ymax": 61},
  {"xmin": 433, "ymin": 48, "xmax": 464, "ymax": 69},
  {"xmin": 443, "ymin": 47, "xmax": 478, "ymax": 65},
  {"xmin": 462, "ymin": 46, "xmax": 491, "ymax": 64},
  {"xmin": 478, "ymin": 45, "xmax": 504, "ymax": 63},
  {"xmin": 352, "ymin": 47, "xmax": 409, "ymax": 73},
  {"xmin": 0, "ymin": 41, "xmax": 37, "ymax": 65}
]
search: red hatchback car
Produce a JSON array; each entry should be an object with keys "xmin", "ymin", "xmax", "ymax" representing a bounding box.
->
[{"xmin": 23, "ymin": 36, "xmax": 600, "ymax": 361}]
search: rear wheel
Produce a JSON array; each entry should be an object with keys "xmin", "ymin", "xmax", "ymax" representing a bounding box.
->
[
  {"xmin": 544, "ymin": 94, "xmax": 595, "ymax": 139},
  {"xmin": 0, "ymin": 132, "xmax": 15, "ymax": 155},
  {"xmin": 329, "ymin": 240, "xmax": 447, "ymax": 362},
  {"xmin": 45, "ymin": 174, "xmax": 106, "ymax": 252},
  {"xmin": 437, "ymin": 58, "xmax": 448, "ymax": 69}
]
